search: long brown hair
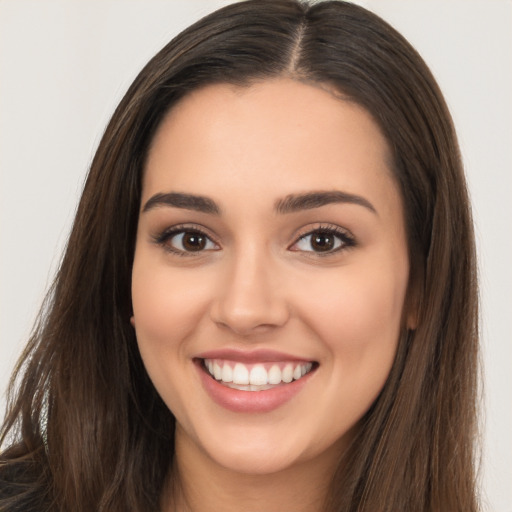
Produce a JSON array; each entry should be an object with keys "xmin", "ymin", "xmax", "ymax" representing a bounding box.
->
[{"xmin": 0, "ymin": 1, "xmax": 479, "ymax": 510}]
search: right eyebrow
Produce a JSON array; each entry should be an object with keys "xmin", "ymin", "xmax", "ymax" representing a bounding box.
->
[
  {"xmin": 274, "ymin": 190, "xmax": 377, "ymax": 215},
  {"xmin": 142, "ymin": 192, "xmax": 221, "ymax": 215}
]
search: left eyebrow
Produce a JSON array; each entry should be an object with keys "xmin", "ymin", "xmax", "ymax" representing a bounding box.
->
[
  {"xmin": 274, "ymin": 191, "xmax": 377, "ymax": 215},
  {"xmin": 142, "ymin": 192, "xmax": 220, "ymax": 214}
]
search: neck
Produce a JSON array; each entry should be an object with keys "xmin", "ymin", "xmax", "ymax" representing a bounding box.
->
[{"xmin": 162, "ymin": 426, "xmax": 346, "ymax": 512}]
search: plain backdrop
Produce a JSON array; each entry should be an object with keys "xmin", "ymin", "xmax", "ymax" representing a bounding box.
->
[{"xmin": 1, "ymin": 1, "xmax": 511, "ymax": 510}]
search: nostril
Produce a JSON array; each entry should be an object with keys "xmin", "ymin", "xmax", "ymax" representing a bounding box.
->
[{"xmin": 210, "ymin": 296, "xmax": 290, "ymax": 335}]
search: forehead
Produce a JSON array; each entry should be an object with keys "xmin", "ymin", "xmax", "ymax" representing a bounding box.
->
[{"xmin": 143, "ymin": 78, "xmax": 399, "ymax": 217}]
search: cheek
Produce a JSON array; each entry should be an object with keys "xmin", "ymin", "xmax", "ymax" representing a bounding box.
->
[
  {"xmin": 131, "ymin": 262, "xmax": 211, "ymax": 344},
  {"xmin": 299, "ymin": 255, "xmax": 408, "ymax": 373},
  {"xmin": 297, "ymin": 261, "xmax": 407, "ymax": 435},
  {"xmin": 130, "ymin": 259, "xmax": 214, "ymax": 416}
]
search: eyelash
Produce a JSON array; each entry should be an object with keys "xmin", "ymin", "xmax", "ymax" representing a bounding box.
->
[
  {"xmin": 152, "ymin": 224, "xmax": 219, "ymax": 257},
  {"xmin": 291, "ymin": 224, "xmax": 356, "ymax": 256},
  {"xmin": 152, "ymin": 223, "xmax": 356, "ymax": 257}
]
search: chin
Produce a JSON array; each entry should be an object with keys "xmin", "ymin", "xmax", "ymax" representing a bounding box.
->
[
  {"xmin": 187, "ymin": 417, "xmax": 349, "ymax": 477},
  {"xmin": 207, "ymin": 442, "xmax": 304, "ymax": 476}
]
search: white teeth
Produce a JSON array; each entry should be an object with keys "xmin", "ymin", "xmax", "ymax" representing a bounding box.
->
[
  {"xmin": 268, "ymin": 364, "xmax": 282, "ymax": 385},
  {"xmin": 213, "ymin": 362, "xmax": 222, "ymax": 380},
  {"xmin": 282, "ymin": 364, "xmax": 293, "ymax": 383},
  {"xmin": 204, "ymin": 359, "xmax": 314, "ymax": 388},
  {"xmin": 221, "ymin": 364, "xmax": 233, "ymax": 383},
  {"xmin": 233, "ymin": 363, "xmax": 250, "ymax": 385},
  {"xmin": 249, "ymin": 365, "xmax": 268, "ymax": 386}
]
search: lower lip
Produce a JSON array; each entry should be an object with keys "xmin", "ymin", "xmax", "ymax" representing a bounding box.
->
[{"xmin": 195, "ymin": 360, "xmax": 315, "ymax": 413}]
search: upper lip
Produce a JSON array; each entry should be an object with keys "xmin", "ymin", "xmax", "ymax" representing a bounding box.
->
[{"xmin": 194, "ymin": 348, "xmax": 315, "ymax": 364}]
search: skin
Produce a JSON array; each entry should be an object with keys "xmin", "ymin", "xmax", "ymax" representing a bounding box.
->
[{"xmin": 131, "ymin": 78, "xmax": 412, "ymax": 511}]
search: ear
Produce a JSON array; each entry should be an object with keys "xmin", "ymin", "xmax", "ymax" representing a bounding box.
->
[
  {"xmin": 406, "ymin": 308, "xmax": 418, "ymax": 331},
  {"xmin": 130, "ymin": 315, "xmax": 136, "ymax": 327},
  {"xmin": 404, "ymin": 270, "xmax": 421, "ymax": 331}
]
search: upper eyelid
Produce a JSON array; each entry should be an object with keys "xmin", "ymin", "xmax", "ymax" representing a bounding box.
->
[
  {"xmin": 153, "ymin": 223, "xmax": 218, "ymax": 241},
  {"xmin": 292, "ymin": 223, "xmax": 355, "ymax": 241}
]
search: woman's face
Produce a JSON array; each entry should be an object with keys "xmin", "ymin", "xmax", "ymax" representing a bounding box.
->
[{"xmin": 131, "ymin": 78, "xmax": 412, "ymax": 475}]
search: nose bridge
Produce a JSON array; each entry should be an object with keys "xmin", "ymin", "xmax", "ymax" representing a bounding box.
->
[{"xmin": 211, "ymin": 241, "xmax": 289, "ymax": 334}]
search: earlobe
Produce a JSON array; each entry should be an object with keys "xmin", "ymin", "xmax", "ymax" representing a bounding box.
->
[
  {"xmin": 405, "ymin": 268, "xmax": 422, "ymax": 331},
  {"xmin": 406, "ymin": 311, "xmax": 418, "ymax": 331},
  {"xmin": 130, "ymin": 316, "xmax": 136, "ymax": 327},
  {"xmin": 404, "ymin": 290, "xmax": 419, "ymax": 330}
]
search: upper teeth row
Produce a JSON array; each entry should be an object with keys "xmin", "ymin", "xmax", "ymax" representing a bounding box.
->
[{"xmin": 204, "ymin": 359, "xmax": 313, "ymax": 386}]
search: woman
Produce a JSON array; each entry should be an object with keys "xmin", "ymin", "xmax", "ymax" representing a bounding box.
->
[{"xmin": 0, "ymin": 1, "xmax": 479, "ymax": 510}]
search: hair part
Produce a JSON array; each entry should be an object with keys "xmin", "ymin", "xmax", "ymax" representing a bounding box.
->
[{"xmin": 1, "ymin": 1, "xmax": 479, "ymax": 511}]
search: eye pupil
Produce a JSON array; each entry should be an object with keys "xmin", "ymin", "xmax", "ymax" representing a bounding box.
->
[
  {"xmin": 183, "ymin": 232, "xmax": 206, "ymax": 251},
  {"xmin": 311, "ymin": 233, "xmax": 334, "ymax": 251}
]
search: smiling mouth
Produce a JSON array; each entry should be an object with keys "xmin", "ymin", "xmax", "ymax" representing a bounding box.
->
[{"xmin": 201, "ymin": 358, "xmax": 317, "ymax": 391}]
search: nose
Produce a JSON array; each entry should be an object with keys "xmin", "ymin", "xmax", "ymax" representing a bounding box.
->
[{"xmin": 209, "ymin": 248, "xmax": 290, "ymax": 336}]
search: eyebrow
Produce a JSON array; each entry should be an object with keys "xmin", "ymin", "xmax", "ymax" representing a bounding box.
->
[
  {"xmin": 142, "ymin": 192, "xmax": 220, "ymax": 214},
  {"xmin": 142, "ymin": 189, "xmax": 377, "ymax": 216},
  {"xmin": 275, "ymin": 191, "xmax": 377, "ymax": 215}
]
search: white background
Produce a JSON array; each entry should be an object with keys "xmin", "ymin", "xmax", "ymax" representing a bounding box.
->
[{"xmin": 1, "ymin": 1, "xmax": 511, "ymax": 510}]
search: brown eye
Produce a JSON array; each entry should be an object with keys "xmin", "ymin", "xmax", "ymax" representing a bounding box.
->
[
  {"xmin": 310, "ymin": 233, "xmax": 336, "ymax": 252},
  {"xmin": 291, "ymin": 228, "xmax": 354, "ymax": 254},
  {"xmin": 163, "ymin": 230, "xmax": 218, "ymax": 254},
  {"xmin": 181, "ymin": 232, "xmax": 207, "ymax": 251}
]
